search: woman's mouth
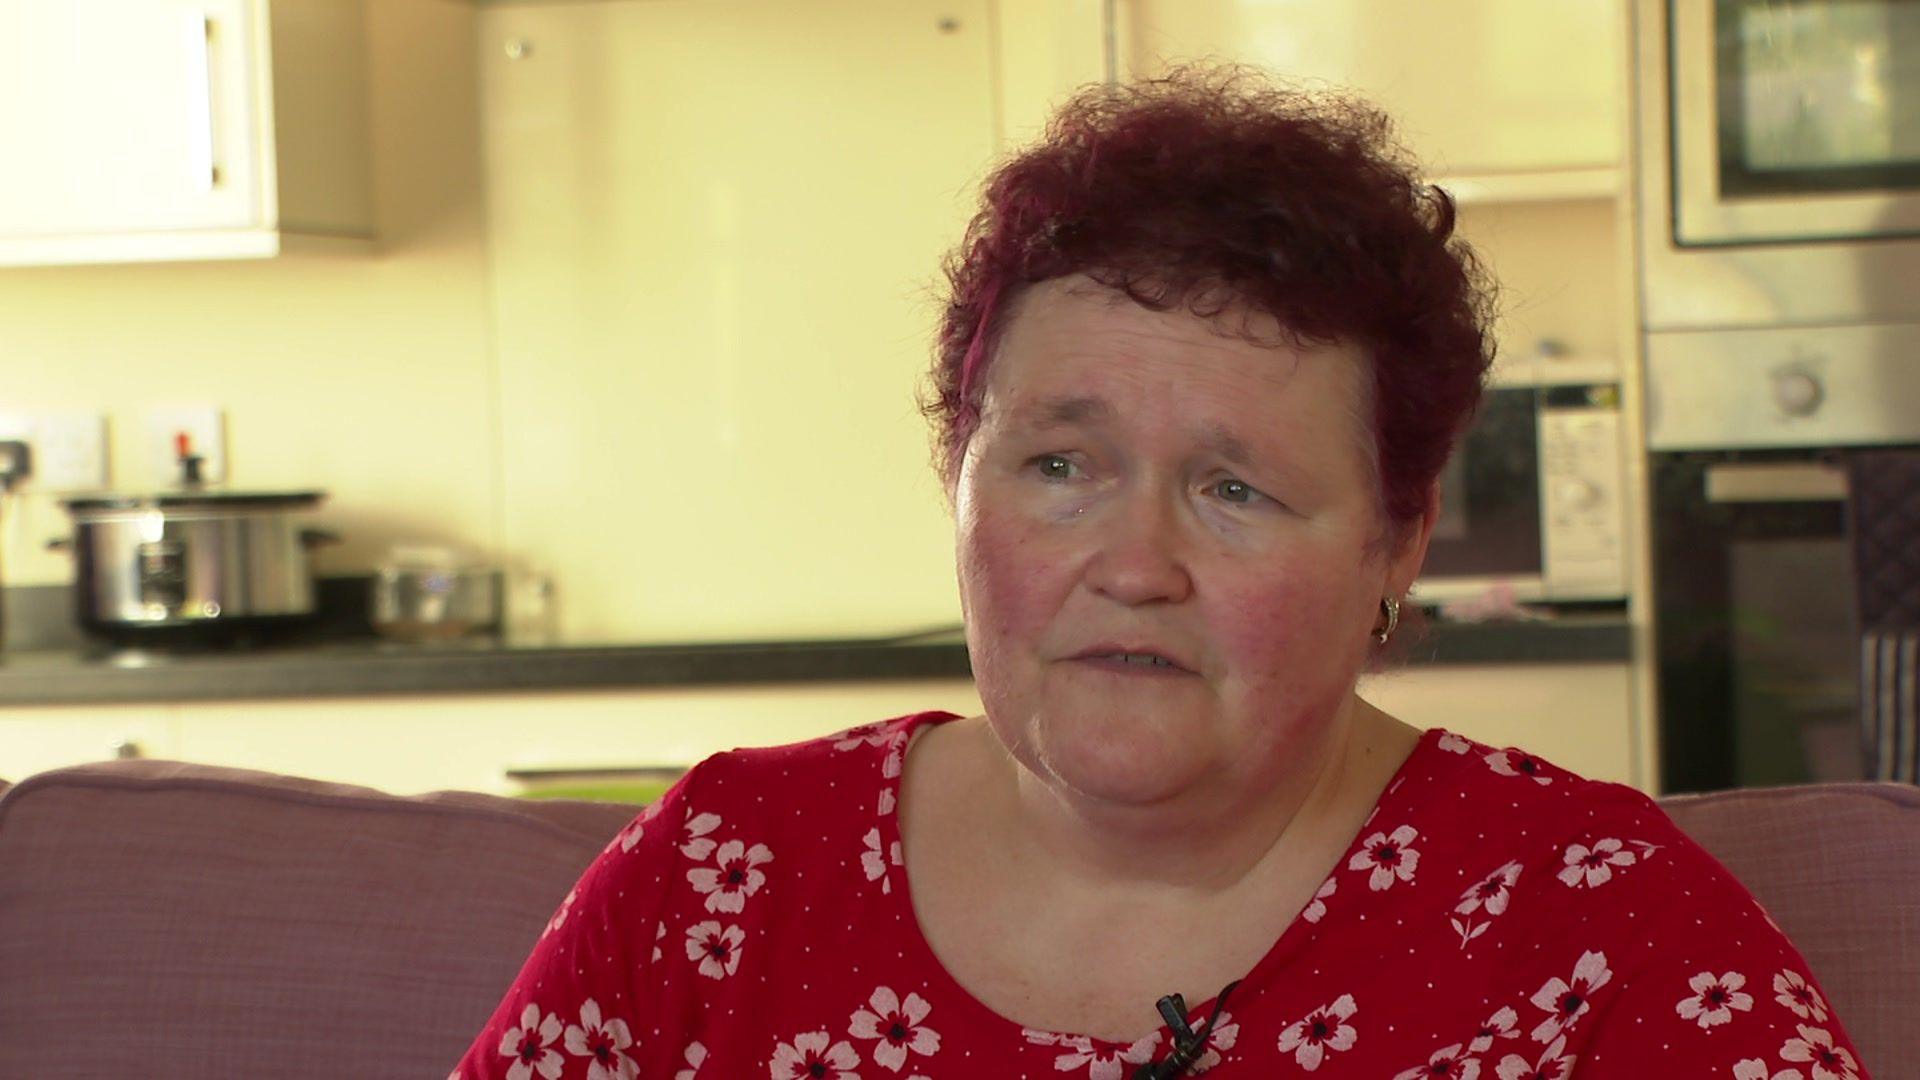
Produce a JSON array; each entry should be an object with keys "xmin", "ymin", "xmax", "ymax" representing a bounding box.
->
[{"xmin": 1070, "ymin": 651, "xmax": 1195, "ymax": 676}]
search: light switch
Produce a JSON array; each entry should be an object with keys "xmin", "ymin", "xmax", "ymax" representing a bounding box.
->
[{"xmin": 145, "ymin": 406, "xmax": 226, "ymax": 486}]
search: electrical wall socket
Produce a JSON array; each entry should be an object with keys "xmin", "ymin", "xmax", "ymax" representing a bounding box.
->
[
  {"xmin": 145, "ymin": 405, "xmax": 226, "ymax": 486},
  {"xmin": 0, "ymin": 410, "xmax": 109, "ymax": 491},
  {"xmin": 35, "ymin": 412, "xmax": 109, "ymax": 490}
]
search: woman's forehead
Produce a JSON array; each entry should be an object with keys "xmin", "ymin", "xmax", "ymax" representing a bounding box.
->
[{"xmin": 983, "ymin": 287, "xmax": 1369, "ymax": 428}]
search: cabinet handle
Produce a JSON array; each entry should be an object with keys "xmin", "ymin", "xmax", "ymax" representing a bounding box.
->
[
  {"xmin": 1703, "ymin": 462, "xmax": 1847, "ymax": 504},
  {"xmin": 185, "ymin": 12, "xmax": 220, "ymax": 191}
]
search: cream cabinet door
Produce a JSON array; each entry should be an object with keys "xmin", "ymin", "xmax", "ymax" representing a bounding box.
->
[
  {"xmin": 0, "ymin": 0, "xmax": 264, "ymax": 238},
  {"xmin": 171, "ymin": 681, "xmax": 986, "ymax": 796},
  {"xmin": 1360, "ymin": 662, "xmax": 1639, "ymax": 789},
  {"xmin": 1127, "ymin": 0, "xmax": 1625, "ymax": 177},
  {"xmin": 0, "ymin": 706, "xmax": 175, "ymax": 782}
]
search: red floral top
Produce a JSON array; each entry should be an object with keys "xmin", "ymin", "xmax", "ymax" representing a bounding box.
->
[{"xmin": 453, "ymin": 710, "xmax": 1868, "ymax": 1080}]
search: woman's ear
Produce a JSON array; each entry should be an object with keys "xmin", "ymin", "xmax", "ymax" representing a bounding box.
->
[{"xmin": 1386, "ymin": 481, "xmax": 1444, "ymax": 597}]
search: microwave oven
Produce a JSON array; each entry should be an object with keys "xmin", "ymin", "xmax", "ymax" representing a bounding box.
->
[{"xmin": 1413, "ymin": 378, "xmax": 1629, "ymax": 605}]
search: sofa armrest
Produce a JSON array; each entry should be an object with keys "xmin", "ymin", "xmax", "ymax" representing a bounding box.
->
[{"xmin": 0, "ymin": 758, "xmax": 640, "ymax": 1079}]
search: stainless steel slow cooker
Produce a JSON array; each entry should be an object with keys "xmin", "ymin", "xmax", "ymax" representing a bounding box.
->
[{"xmin": 53, "ymin": 490, "xmax": 335, "ymax": 643}]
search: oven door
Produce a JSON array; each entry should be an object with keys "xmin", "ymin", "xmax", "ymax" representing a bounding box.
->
[
  {"xmin": 1653, "ymin": 452, "xmax": 1863, "ymax": 792},
  {"xmin": 1671, "ymin": 0, "xmax": 1920, "ymax": 246}
]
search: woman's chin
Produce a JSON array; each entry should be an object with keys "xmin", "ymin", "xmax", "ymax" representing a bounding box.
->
[{"xmin": 1024, "ymin": 706, "xmax": 1217, "ymax": 806}]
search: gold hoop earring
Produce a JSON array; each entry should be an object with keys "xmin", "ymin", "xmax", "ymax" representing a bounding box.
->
[{"xmin": 1373, "ymin": 596, "xmax": 1400, "ymax": 645}]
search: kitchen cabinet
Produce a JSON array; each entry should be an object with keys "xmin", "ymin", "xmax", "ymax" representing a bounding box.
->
[
  {"xmin": 0, "ymin": 704, "xmax": 175, "ymax": 781},
  {"xmin": 168, "ymin": 680, "xmax": 988, "ymax": 796},
  {"xmin": 1125, "ymin": 0, "xmax": 1626, "ymax": 199},
  {"xmin": 1361, "ymin": 662, "xmax": 1639, "ymax": 787},
  {"xmin": 3, "ymin": 664, "xmax": 1638, "ymax": 794},
  {"xmin": 0, "ymin": 0, "xmax": 373, "ymax": 267}
]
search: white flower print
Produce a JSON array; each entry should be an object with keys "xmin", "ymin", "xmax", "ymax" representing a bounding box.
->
[
  {"xmin": 610, "ymin": 817, "xmax": 645, "ymax": 854},
  {"xmin": 1438, "ymin": 731, "xmax": 1472, "ymax": 754},
  {"xmin": 1349, "ymin": 825, "xmax": 1421, "ymax": 890},
  {"xmin": 861, "ymin": 826, "xmax": 903, "ymax": 894},
  {"xmin": 1486, "ymin": 749, "xmax": 1553, "ymax": 785},
  {"xmin": 1453, "ymin": 860, "xmax": 1523, "ymax": 948},
  {"xmin": 1392, "ymin": 1042, "xmax": 1481, "ymax": 1080},
  {"xmin": 1494, "ymin": 1035, "xmax": 1574, "ymax": 1080},
  {"xmin": 1451, "ymin": 918, "xmax": 1491, "ymax": 949},
  {"xmin": 562, "ymin": 999, "xmax": 638, "ymax": 1080},
  {"xmin": 1734, "ymin": 1061, "xmax": 1806, "ymax": 1080},
  {"xmin": 848, "ymin": 986, "xmax": 941, "ymax": 1072},
  {"xmin": 681, "ymin": 810, "xmax": 723, "ymax": 861},
  {"xmin": 652, "ymin": 920, "xmax": 665, "ymax": 963},
  {"xmin": 1187, "ymin": 1011, "xmax": 1239, "ymax": 1072},
  {"xmin": 1529, "ymin": 950, "xmax": 1612, "ymax": 1044},
  {"xmin": 1050, "ymin": 1033, "xmax": 1158, "ymax": 1080},
  {"xmin": 675, "ymin": 1041, "xmax": 707, "ymax": 1080},
  {"xmin": 1779, "ymin": 1024, "xmax": 1860, "ymax": 1080},
  {"xmin": 769, "ymin": 1030, "xmax": 861, "ymax": 1080},
  {"xmin": 834, "ymin": 722, "xmax": 893, "ymax": 751},
  {"xmin": 1676, "ymin": 970, "xmax": 1754, "ymax": 1029},
  {"xmin": 1456, "ymin": 861, "xmax": 1523, "ymax": 917},
  {"xmin": 878, "ymin": 788, "xmax": 897, "ymax": 815},
  {"xmin": 1468, "ymin": 1006, "xmax": 1520, "ymax": 1054},
  {"xmin": 542, "ymin": 886, "xmax": 577, "ymax": 938},
  {"xmin": 1556, "ymin": 838, "xmax": 1636, "ymax": 889},
  {"xmin": 1302, "ymin": 876, "xmax": 1336, "ymax": 924},
  {"xmin": 1021, "ymin": 1029, "xmax": 1065, "ymax": 1047},
  {"xmin": 1276, "ymin": 993, "xmax": 1359, "ymax": 1071},
  {"xmin": 881, "ymin": 732, "xmax": 909, "ymax": 780},
  {"xmin": 496, "ymin": 1002, "xmax": 564, "ymax": 1080},
  {"xmin": 687, "ymin": 838, "xmax": 774, "ymax": 914},
  {"xmin": 683, "ymin": 921, "xmax": 745, "ymax": 979},
  {"xmin": 1774, "ymin": 969, "xmax": 1830, "ymax": 1023}
]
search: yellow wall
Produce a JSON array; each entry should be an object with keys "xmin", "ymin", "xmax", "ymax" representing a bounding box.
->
[{"xmin": 474, "ymin": 0, "xmax": 996, "ymax": 643}]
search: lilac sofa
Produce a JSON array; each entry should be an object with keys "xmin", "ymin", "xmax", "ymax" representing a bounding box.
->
[{"xmin": 0, "ymin": 760, "xmax": 1913, "ymax": 1078}]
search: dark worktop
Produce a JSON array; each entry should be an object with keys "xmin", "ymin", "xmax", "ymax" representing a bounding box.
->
[{"xmin": 0, "ymin": 612, "xmax": 1632, "ymax": 705}]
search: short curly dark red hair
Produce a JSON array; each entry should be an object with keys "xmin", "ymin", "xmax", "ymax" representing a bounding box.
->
[{"xmin": 923, "ymin": 66, "xmax": 1494, "ymax": 528}]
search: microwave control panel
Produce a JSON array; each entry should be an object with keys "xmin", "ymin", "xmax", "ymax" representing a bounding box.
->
[{"xmin": 1539, "ymin": 385, "xmax": 1628, "ymax": 599}]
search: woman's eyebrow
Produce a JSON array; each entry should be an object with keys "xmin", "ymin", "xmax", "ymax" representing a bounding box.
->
[
  {"xmin": 1010, "ymin": 395, "xmax": 1115, "ymax": 429},
  {"xmin": 1199, "ymin": 423, "xmax": 1254, "ymax": 467},
  {"xmin": 1009, "ymin": 398, "xmax": 1260, "ymax": 466}
]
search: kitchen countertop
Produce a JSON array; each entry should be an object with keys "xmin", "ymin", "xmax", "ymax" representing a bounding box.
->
[{"xmin": 0, "ymin": 615, "xmax": 1633, "ymax": 705}]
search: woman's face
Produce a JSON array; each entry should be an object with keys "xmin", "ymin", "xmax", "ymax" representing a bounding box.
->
[{"xmin": 953, "ymin": 277, "xmax": 1433, "ymax": 808}]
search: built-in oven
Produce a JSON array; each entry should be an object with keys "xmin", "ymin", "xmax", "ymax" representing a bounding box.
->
[
  {"xmin": 1637, "ymin": 0, "xmax": 1920, "ymax": 791},
  {"xmin": 1648, "ymin": 325, "xmax": 1920, "ymax": 792}
]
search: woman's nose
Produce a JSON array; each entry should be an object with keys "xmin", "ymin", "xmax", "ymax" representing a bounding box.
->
[{"xmin": 1083, "ymin": 496, "xmax": 1194, "ymax": 606}]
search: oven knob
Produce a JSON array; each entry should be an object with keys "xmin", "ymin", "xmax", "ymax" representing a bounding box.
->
[
  {"xmin": 1554, "ymin": 477, "xmax": 1601, "ymax": 510},
  {"xmin": 1773, "ymin": 369, "xmax": 1824, "ymax": 417}
]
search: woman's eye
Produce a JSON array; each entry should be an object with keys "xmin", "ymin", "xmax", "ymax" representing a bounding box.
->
[
  {"xmin": 1211, "ymin": 477, "xmax": 1257, "ymax": 504},
  {"xmin": 1030, "ymin": 454, "xmax": 1076, "ymax": 480}
]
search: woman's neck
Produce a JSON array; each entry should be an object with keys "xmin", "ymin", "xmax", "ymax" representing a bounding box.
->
[{"xmin": 981, "ymin": 698, "xmax": 1418, "ymax": 900}]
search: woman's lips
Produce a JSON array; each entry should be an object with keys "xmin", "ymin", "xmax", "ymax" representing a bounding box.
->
[{"xmin": 1069, "ymin": 654, "xmax": 1196, "ymax": 677}]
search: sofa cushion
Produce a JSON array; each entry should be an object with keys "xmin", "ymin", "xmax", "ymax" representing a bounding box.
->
[
  {"xmin": 1660, "ymin": 781, "xmax": 1920, "ymax": 1076},
  {"xmin": 0, "ymin": 758, "xmax": 639, "ymax": 1079}
]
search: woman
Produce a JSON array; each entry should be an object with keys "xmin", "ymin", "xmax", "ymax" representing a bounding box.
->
[{"xmin": 456, "ymin": 70, "xmax": 1865, "ymax": 1079}]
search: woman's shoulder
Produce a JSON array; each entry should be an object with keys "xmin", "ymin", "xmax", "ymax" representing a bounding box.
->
[
  {"xmin": 1408, "ymin": 728, "xmax": 1783, "ymax": 951},
  {"xmin": 665, "ymin": 709, "xmax": 960, "ymax": 821},
  {"xmin": 1413, "ymin": 728, "xmax": 1684, "ymax": 840},
  {"xmin": 1405, "ymin": 729, "xmax": 1765, "ymax": 916}
]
